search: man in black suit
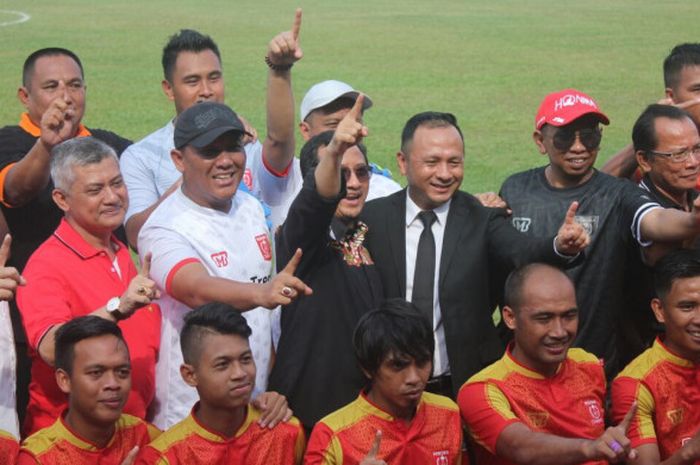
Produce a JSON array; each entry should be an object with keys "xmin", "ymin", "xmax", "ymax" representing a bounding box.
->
[{"xmin": 362, "ymin": 111, "xmax": 590, "ymax": 398}]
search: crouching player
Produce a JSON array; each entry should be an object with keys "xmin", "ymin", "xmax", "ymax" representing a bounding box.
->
[
  {"xmin": 458, "ymin": 264, "xmax": 637, "ymax": 465},
  {"xmin": 612, "ymin": 249, "xmax": 700, "ymax": 465},
  {"xmin": 135, "ymin": 302, "xmax": 304, "ymax": 465},
  {"xmin": 304, "ymin": 299, "xmax": 463, "ymax": 465},
  {"xmin": 18, "ymin": 316, "xmax": 159, "ymax": 465}
]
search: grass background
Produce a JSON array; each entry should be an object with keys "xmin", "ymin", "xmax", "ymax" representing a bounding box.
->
[{"xmin": 0, "ymin": 1, "xmax": 698, "ymax": 192}]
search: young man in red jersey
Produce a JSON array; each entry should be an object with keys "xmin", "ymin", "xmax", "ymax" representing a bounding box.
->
[
  {"xmin": 18, "ymin": 316, "xmax": 159, "ymax": 465},
  {"xmin": 612, "ymin": 249, "xmax": 700, "ymax": 465},
  {"xmin": 304, "ymin": 299, "xmax": 462, "ymax": 465},
  {"xmin": 459, "ymin": 263, "xmax": 637, "ymax": 465},
  {"xmin": 136, "ymin": 302, "xmax": 304, "ymax": 465}
]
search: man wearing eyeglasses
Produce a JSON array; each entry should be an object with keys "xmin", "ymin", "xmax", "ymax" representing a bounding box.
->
[{"xmin": 500, "ymin": 89, "xmax": 700, "ymax": 378}]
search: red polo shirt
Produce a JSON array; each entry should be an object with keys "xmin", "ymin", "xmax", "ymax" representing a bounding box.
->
[{"xmin": 17, "ymin": 218, "xmax": 161, "ymax": 436}]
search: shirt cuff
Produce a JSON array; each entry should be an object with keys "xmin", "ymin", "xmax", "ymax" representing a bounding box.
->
[{"xmin": 553, "ymin": 235, "xmax": 580, "ymax": 261}]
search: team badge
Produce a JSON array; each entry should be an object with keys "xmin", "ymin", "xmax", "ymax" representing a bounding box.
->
[
  {"xmin": 574, "ymin": 215, "xmax": 599, "ymax": 236},
  {"xmin": 512, "ymin": 217, "xmax": 532, "ymax": 233},
  {"xmin": 432, "ymin": 450, "xmax": 449, "ymax": 465},
  {"xmin": 210, "ymin": 251, "xmax": 229, "ymax": 268},
  {"xmin": 526, "ymin": 411, "xmax": 549, "ymax": 428},
  {"xmin": 243, "ymin": 168, "xmax": 253, "ymax": 190},
  {"xmin": 584, "ymin": 399, "xmax": 603, "ymax": 425},
  {"xmin": 255, "ymin": 234, "xmax": 272, "ymax": 261},
  {"xmin": 667, "ymin": 408, "xmax": 683, "ymax": 426}
]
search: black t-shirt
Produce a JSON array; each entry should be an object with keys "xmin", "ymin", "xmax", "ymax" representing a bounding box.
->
[{"xmin": 500, "ymin": 167, "xmax": 659, "ymax": 377}]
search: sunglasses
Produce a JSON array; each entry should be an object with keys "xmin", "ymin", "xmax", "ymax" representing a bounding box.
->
[
  {"xmin": 551, "ymin": 127, "xmax": 602, "ymax": 152},
  {"xmin": 341, "ymin": 165, "xmax": 371, "ymax": 182}
]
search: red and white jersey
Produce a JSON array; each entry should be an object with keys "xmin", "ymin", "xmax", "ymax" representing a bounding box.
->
[{"xmin": 139, "ymin": 188, "xmax": 275, "ymax": 430}]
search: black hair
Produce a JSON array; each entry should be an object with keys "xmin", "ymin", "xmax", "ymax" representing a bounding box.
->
[
  {"xmin": 180, "ymin": 302, "xmax": 251, "ymax": 365},
  {"xmin": 400, "ymin": 111, "xmax": 463, "ymax": 155},
  {"xmin": 23, "ymin": 47, "xmax": 83, "ymax": 89},
  {"xmin": 664, "ymin": 43, "xmax": 700, "ymax": 90},
  {"xmin": 162, "ymin": 29, "xmax": 221, "ymax": 82},
  {"xmin": 632, "ymin": 104, "xmax": 694, "ymax": 155},
  {"xmin": 353, "ymin": 298, "xmax": 434, "ymax": 377},
  {"xmin": 653, "ymin": 249, "xmax": 700, "ymax": 301},
  {"xmin": 54, "ymin": 316, "xmax": 125, "ymax": 375},
  {"xmin": 504, "ymin": 263, "xmax": 573, "ymax": 311},
  {"xmin": 299, "ymin": 130, "xmax": 368, "ymax": 179}
]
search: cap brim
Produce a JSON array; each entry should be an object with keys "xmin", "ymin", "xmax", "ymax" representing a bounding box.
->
[
  {"xmin": 301, "ymin": 91, "xmax": 373, "ymax": 121},
  {"xmin": 186, "ymin": 126, "xmax": 252, "ymax": 149},
  {"xmin": 544, "ymin": 110, "xmax": 610, "ymax": 129}
]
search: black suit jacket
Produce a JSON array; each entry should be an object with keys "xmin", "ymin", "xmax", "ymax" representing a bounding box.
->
[{"xmin": 362, "ymin": 189, "xmax": 572, "ymax": 395}]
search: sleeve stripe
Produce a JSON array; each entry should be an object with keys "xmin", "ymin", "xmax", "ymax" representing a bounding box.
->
[
  {"xmin": 631, "ymin": 203, "xmax": 661, "ymax": 247},
  {"xmin": 165, "ymin": 258, "xmax": 201, "ymax": 295}
]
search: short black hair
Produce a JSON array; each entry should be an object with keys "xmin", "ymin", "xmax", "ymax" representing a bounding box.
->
[
  {"xmin": 504, "ymin": 263, "xmax": 573, "ymax": 311},
  {"xmin": 23, "ymin": 47, "xmax": 83, "ymax": 89},
  {"xmin": 299, "ymin": 130, "xmax": 368, "ymax": 179},
  {"xmin": 664, "ymin": 43, "xmax": 700, "ymax": 90},
  {"xmin": 180, "ymin": 302, "xmax": 251, "ymax": 365},
  {"xmin": 632, "ymin": 104, "xmax": 694, "ymax": 155},
  {"xmin": 162, "ymin": 29, "xmax": 221, "ymax": 83},
  {"xmin": 353, "ymin": 298, "xmax": 434, "ymax": 377},
  {"xmin": 55, "ymin": 316, "xmax": 125, "ymax": 375},
  {"xmin": 400, "ymin": 111, "xmax": 463, "ymax": 155},
  {"xmin": 653, "ymin": 249, "xmax": 700, "ymax": 302}
]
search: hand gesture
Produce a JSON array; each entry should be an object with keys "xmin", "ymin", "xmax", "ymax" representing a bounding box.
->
[
  {"xmin": 252, "ymin": 391, "xmax": 293, "ymax": 428},
  {"xmin": 326, "ymin": 94, "xmax": 368, "ymax": 158},
  {"xmin": 360, "ymin": 430, "xmax": 386, "ymax": 465},
  {"xmin": 267, "ymin": 9, "xmax": 303, "ymax": 68},
  {"xmin": 237, "ymin": 114, "xmax": 259, "ymax": 145},
  {"xmin": 259, "ymin": 248, "xmax": 312, "ymax": 308},
  {"xmin": 555, "ymin": 202, "xmax": 590, "ymax": 255},
  {"xmin": 0, "ymin": 234, "xmax": 25, "ymax": 301},
  {"xmin": 474, "ymin": 192, "xmax": 511, "ymax": 213},
  {"xmin": 119, "ymin": 446, "xmax": 139, "ymax": 465},
  {"xmin": 120, "ymin": 253, "xmax": 160, "ymax": 317},
  {"xmin": 40, "ymin": 96, "xmax": 77, "ymax": 149},
  {"xmin": 584, "ymin": 403, "xmax": 637, "ymax": 463}
]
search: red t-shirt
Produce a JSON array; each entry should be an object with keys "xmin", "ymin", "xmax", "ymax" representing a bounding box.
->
[
  {"xmin": 16, "ymin": 219, "xmax": 161, "ymax": 435},
  {"xmin": 18, "ymin": 413, "xmax": 159, "ymax": 465},
  {"xmin": 0, "ymin": 430, "xmax": 18, "ymax": 465},
  {"xmin": 135, "ymin": 403, "xmax": 305, "ymax": 465},
  {"xmin": 611, "ymin": 338, "xmax": 700, "ymax": 463},
  {"xmin": 304, "ymin": 391, "xmax": 463, "ymax": 465},
  {"xmin": 458, "ymin": 347, "xmax": 606, "ymax": 465}
]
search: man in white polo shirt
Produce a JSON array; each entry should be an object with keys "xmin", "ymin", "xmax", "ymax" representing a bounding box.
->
[{"xmin": 138, "ymin": 101, "xmax": 311, "ymax": 429}]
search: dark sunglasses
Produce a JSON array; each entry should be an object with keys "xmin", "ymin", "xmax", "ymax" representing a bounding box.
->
[
  {"xmin": 341, "ymin": 165, "xmax": 371, "ymax": 182},
  {"xmin": 551, "ymin": 127, "xmax": 602, "ymax": 152}
]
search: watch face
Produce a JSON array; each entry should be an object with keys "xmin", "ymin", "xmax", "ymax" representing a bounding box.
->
[{"xmin": 107, "ymin": 297, "xmax": 120, "ymax": 312}]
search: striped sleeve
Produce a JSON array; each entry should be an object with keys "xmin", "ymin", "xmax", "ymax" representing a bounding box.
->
[
  {"xmin": 610, "ymin": 376, "xmax": 657, "ymax": 448},
  {"xmin": 293, "ymin": 424, "xmax": 306, "ymax": 465},
  {"xmin": 303, "ymin": 422, "xmax": 342, "ymax": 465},
  {"xmin": 458, "ymin": 382, "xmax": 520, "ymax": 454}
]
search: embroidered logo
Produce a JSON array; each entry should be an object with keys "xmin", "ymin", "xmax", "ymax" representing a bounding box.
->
[
  {"xmin": 243, "ymin": 168, "xmax": 253, "ymax": 191},
  {"xmin": 512, "ymin": 217, "xmax": 532, "ymax": 233},
  {"xmin": 584, "ymin": 399, "xmax": 604, "ymax": 425},
  {"xmin": 210, "ymin": 251, "xmax": 229, "ymax": 268},
  {"xmin": 574, "ymin": 215, "xmax": 599, "ymax": 236},
  {"xmin": 432, "ymin": 450, "xmax": 449, "ymax": 465},
  {"xmin": 255, "ymin": 234, "xmax": 272, "ymax": 261},
  {"xmin": 526, "ymin": 411, "xmax": 549, "ymax": 428},
  {"xmin": 667, "ymin": 408, "xmax": 683, "ymax": 426}
]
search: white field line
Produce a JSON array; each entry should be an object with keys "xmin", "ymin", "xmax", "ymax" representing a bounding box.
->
[{"xmin": 0, "ymin": 10, "xmax": 30, "ymax": 27}]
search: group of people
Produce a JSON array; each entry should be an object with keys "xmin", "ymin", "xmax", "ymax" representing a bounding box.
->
[{"xmin": 0, "ymin": 8, "xmax": 698, "ymax": 464}]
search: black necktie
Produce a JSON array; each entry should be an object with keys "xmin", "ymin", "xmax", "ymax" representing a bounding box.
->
[{"xmin": 412, "ymin": 210, "xmax": 437, "ymax": 325}]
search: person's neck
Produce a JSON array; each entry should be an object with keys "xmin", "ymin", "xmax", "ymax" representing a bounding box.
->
[
  {"xmin": 182, "ymin": 185, "xmax": 232, "ymax": 213},
  {"xmin": 367, "ymin": 389, "xmax": 417, "ymax": 424},
  {"xmin": 662, "ymin": 336, "xmax": 700, "ymax": 365},
  {"xmin": 64, "ymin": 409, "xmax": 115, "ymax": 449},
  {"xmin": 511, "ymin": 345, "xmax": 561, "ymax": 378},
  {"xmin": 195, "ymin": 402, "xmax": 247, "ymax": 439},
  {"xmin": 65, "ymin": 217, "xmax": 115, "ymax": 257},
  {"xmin": 544, "ymin": 166, "xmax": 594, "ymax": 189},
  {"xmin": 650, "ymin": 179, "xmax": 690, "ymax": 210}
]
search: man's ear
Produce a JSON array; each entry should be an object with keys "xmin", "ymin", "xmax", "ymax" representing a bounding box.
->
[
  {"xmin": 636, "ymin": 150, "xmax": 652, "ymax": 174},
  {"xmin": 17, "ymin": 86, "xmax": 30, "ymax": 109},
  {"xmin": 666, "ymin": 87, "xmax": 675, "ymax": 102},
  {"xmin": 180, "ymin": 363, "xmax": 197, "ymax": 387},
  {"xmin": 396, "ymin": 151, "xmax": 408, "ymax": 177},
  {"xmin": 650, "ymin": 298, "xmax": 666, "ymax": 325},
  {"xmin": 162, "ymin": 79, "xmax": 175, "ymax": 101},
  {"xmin": 533, "ymin": 130, "xmax": 547, "ymax": 155},
  {"xmin": 171, "ymin": 149, "xmax": 185, "ymax": 174},
  {"xmin": 299, "ymin": 121, "xmax": 311, "ymax": 142},
  {"xmin": 52, "ymin": 189, "xmax": 70, "ymax": 213},
  {"xmin": 502, "ymin": 306, "xmax": 517, "ymax": 331},
  {"xmin": 55, "ymin": 368, "xmax": 71, "ymax": 395}
]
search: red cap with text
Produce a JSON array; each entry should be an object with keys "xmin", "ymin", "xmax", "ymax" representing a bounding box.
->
[{"xmin": 535, "ymin": 89, "xmax": 610, "ymax": 130}]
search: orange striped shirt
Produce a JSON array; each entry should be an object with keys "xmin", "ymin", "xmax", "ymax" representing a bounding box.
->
[
  {"xmin": 135, "ymin": 403, "xmax": 305, "ymax": 465},
  {"xmin": 304, "ymin": 392, "xmax": 463, "ymax": 465},
  {"xmin": 458, "ymin": 347, "xmax": 606, "ymax": 465},
  {"xmin": 611, "ymin": 338, "xmax": 700, "ymax": 462},
  {"xmin": 17, "ymin": 413, "xmax": 159, "ymax": 465}
]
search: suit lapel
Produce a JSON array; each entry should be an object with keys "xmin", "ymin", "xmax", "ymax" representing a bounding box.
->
[
  {"xmin": 390, "ymin": 190, "xmax": 407, "ymax": 296},
  {"xmin": 439, "ymin": 194, "xmax": 470, "ymax": 286}
]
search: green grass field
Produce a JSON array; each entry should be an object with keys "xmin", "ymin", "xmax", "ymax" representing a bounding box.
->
[{"xmin": 0, "ymin": 1, "xmax": 699, "ymax": 192}]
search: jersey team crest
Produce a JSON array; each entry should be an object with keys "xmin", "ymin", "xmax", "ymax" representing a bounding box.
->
[
  {"xmin": 210, "ymin": 251, "xmax": 229, "ymax": 268},
  {"xmin": 255, "ymin": 234, "xmax": 272, "ymax": 261}
]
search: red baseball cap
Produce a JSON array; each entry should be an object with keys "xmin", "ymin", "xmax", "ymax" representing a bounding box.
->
[{"xmin": 535, "ymin": 89, "xmax": 610, "ymax": 130}]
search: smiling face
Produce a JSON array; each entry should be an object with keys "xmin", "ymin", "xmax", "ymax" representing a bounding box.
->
[
  {"xmin": 652, "ymin": 276, "xmax": 700, "ymax": 363},
  {"xmin": 335, "ymin": 145, "xmax": 370, "ymax": 222},
  {"xmin": 163, "ymin": 49, "xmax": 224, "ymax": 116},
  {"xmin": 668, "ymin": 65, "xmax": 700, "ymax": 127},
  {"xmin": 397, "ymin": 124, "xmax": 464, "ymax": 210}
]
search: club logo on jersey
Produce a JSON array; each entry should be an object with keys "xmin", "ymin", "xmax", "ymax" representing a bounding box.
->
[
  {"xmin": 255, "ymin": 234, "xmax": 272, "ymax": 261},
  {"xmin": 584, "ymin": 399, "xmax": 603, "ymax": 425},
  {"xmin": 432, "ymin": 450, "xmax": 449, "ymax": 465},
  {"xmin": 574, "ymin": 215, "xmax": 599, "ymax": 236},
  {"xmin": 682, "ymin": 436, "xmax": 692, "ymax": 446},
  {"xmin": 526, "ymin": 411, "xmax": 549, "ymax": 428},
  {"xmin": 512, "ymin": 217, "xmax": 532, "ymax": 233},
  {"xmin": 667, "ymin": 408, "xmax": 683, "ymax": 426},
  {"xmin": 210, "ymin": 251, "xmax": 229, "ymax": 268},
  {"xmin": 243, "ymin": 168, "xmax": 253, "ymax": 191}
]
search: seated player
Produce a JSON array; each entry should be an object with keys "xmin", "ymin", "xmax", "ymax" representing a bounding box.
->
[
  {"xmin": 611, "ymin": 249, "xmax": 700, "ymax": 465},
  {"xmin": 459, "ymin": 263, "xmax": 637, "ymax": 465},
  {"xmin": 18, "ymin": 316, "xmax": 159, "ymax": 465},
  {"xmin": 304, "ymin": 298, "xmax": 463, "ymax": 465},
  {"xmin": 135, "ymin": 302, "xmax": 304, "ymax": 465}
]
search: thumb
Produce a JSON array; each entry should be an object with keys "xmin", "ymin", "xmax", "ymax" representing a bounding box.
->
[
  {"xmin": 120, "ymin": 446, "xmax": 139, "ymax": 465},
  {"xmin": 0, "ymin": 234, "xmax": 11, "ymax": 267}
]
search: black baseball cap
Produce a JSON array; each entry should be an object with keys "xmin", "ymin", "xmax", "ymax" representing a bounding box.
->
[{"xmin": 174, "ymin": 102, "xmax": 252, "ymax": 149}]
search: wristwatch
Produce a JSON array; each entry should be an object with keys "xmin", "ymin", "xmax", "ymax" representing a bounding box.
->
[{"xmin": 106, "ymin": 297, "xmax": 126, "ymax": 321}]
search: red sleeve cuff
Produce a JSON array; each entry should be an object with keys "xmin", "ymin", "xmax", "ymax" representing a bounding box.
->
[
  {"xmin": 262, "ymin": 152, "xmax": 293, "ymax": 178},
  {"xmin": 165, "ymin": 258, "xmax": 200, "ymax": 295}
]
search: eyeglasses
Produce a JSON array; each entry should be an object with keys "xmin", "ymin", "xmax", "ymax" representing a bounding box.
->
[
  {"xmin": 341, "ymin": 165, "xmax": 371, "ymax": 182},
  {"xmin": 551, "ymin": 127, "xmax": 602, "ymax": 152},
  {"xmin": 646, "ymin": 144, "xmax": 700, "ymax": 164}
]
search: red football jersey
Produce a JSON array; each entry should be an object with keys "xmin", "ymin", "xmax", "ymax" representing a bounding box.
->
[{"xmin": 0, "ymin": 430, "xmax": 18, "ymax": 465}]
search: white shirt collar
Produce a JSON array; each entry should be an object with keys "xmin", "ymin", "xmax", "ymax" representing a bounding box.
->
[{"xmin": 405, "ymin": 189, "xmax": 451, "ymax": 227}]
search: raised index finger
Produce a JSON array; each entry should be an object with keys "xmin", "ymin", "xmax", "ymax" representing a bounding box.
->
[
  {"xmin": 564, "ymin": 201, "xmax": 579, "ymax": 224},
  {"xmin": 281, "ymin": 248, "xmax": 303, "ymax": 275},
  {"xmin": 619, "ymin": 401, "xmax": 637, "ymax": 432},
  {"xmin": 366, "ymin": 429, "xmax": 382, "ymax": 458},
  {"xmin": 0, "ymin": 234, "xmax": 11, "ymax": 267},
  {"xmin": 291, "ymin": 8, "xmax": 302, "ymax": 41},
  {"xmin": 348, "ymin": 94, "xmax": 365, "ymax": 121},
  {"xmin": 140, "ymin": 252, "xmax": 152, "ymax": 277}
]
